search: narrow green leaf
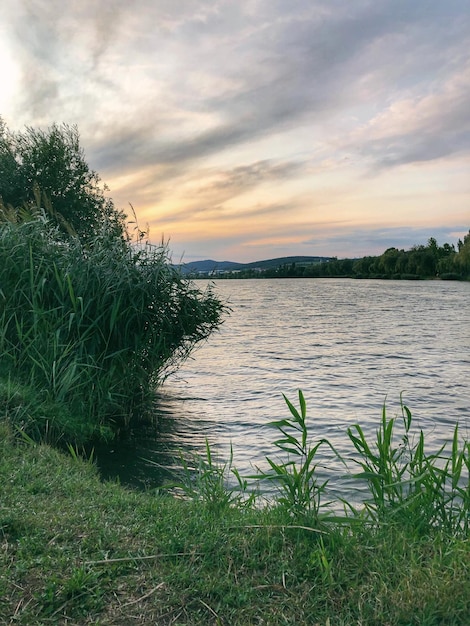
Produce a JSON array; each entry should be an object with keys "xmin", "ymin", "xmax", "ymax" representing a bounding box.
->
[
  {"xmin": 282, "ymin": 393, "xmax": 301, "ymax": 422},
  {"xmin": 298, "ymin": 389, "xmax": 307, "ymax": 421}
]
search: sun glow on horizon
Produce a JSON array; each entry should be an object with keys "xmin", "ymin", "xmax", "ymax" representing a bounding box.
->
[{"xmin": 2, "ymin": 1, "xmax": 468, "ymax": 263}]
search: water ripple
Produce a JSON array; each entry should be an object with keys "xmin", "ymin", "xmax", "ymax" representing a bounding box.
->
[{"xmin": 97, "ymin": 278, "xmax": 470, "ymax": 495}]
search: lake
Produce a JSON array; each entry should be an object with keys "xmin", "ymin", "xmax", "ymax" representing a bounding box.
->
[{"xmin": 97, "ymin": 278, "xmax": 470, "ymax": 502}]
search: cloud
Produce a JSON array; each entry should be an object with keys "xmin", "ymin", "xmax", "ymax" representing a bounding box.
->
[
  {"xmin": 9, "ymin": 0, "xmax": 464, "ymax": 174},
  {"xmin": 189, "ymin": 159, "xmax": 306, "ymax": 204},
  {"xmin": 151, "ymin": 197, "xmax": 303, "ymax": 230},
  {"xmin": 2, "ymin": 0, "xmax": 469, "ymax": 261},
  {"xmin": 99, "ymin": 152, "xmax": 309, "ymax": 226},
  {"xmin": 81, "ymin": 0, "xmax": 470, "ymax": 184},
  {"xmin": 303, "ymin": 225, "xmax": 467, "ymax": 257},
  {"xmin": 345, "ymin": 62, "xmax": 470, "ymax": 169},
  {"xmin": 1, "ymin": 0, "xmax": 128, "ymax": 126}
]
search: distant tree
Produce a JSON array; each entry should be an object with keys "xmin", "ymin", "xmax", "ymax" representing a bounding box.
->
[
  {"xmin": 379, "ymin": 247, "xmax": 401, "ymax": 276},
  {"xmin": 427, "ymin": 237, "xmax": 439, "ymax": 257},
  {"xmin": 455, "ymin": 230, "xmax": 470, "ymax": 276},
  {"xmin": 0, "ymin": 118, "xmax": 125, "ymax": 240},
  {"xmin": 405, "ymin": 245, "xmax": 433, "ymax": 276},
  {"xmin": 338, "ymin": 258, "xmax": 354, "ymax": 275},
  {"xmin": 353, "ymin": 256, "xmax": 376, "ymax": 277},
  {"xmin": 441, "ymin": 242, "xmax": 455, "ymax": 256},
  {"xmin": 395, "ymin": 251, "xmax": 408, "ymax": 274}
]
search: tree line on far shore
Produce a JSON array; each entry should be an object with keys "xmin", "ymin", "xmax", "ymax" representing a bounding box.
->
[{"xmin": 217, "ymin": 234, "xmax": 470, "ymax": 280}]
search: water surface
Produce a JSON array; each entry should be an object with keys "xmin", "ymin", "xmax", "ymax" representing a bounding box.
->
[{"xmin": 97, "ymin": 279, "xmax": 470, "ymax": 499}]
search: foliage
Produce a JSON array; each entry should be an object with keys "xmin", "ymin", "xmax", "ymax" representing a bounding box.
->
[
  {"xmin": 169, "ymin": 389, "xmax": 469, "ymax": 542},
  {"xmin": 172, "ymin": 440, "xmax": 256, "ymax": 513},
  {"xmin": 255, "ymin": 390, "xmax": 337, "ymax": 521},
  {"xmin": 456, "ymin": 229, "xmax": 470, "ymax": 275},
  {"xmin": 173, "ymin": 391, "xmax": 470, "ymax": 537},
  {"xmin": 0, "ymin": 118, "xmax": 225, "ymax": 444},
  {"xmin": 1, "ymin": 410, "xmax": 469, "ymax": 625},
  {"xmin": 347, "ymin": 400, "xmax": 470, "ymax": 534},
  {"xmin": 0, "ymin": 117, "xmax": 125, "ymax": 241},
  {"xmin": 0, "ymin": 211, "xmax": 224, "ymax": 443},
  {"xmin": 216, "ymin": 233, "xmax": 470, "ymax": 280}
]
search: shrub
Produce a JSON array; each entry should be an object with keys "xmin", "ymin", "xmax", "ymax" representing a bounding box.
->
[
  {"xmin": 0, "ymin": 118, "xmax": 124, "ymax": 241},
  {"xmin": 0, "ymin": 211, "xmax": 224, "ymax": 443}
]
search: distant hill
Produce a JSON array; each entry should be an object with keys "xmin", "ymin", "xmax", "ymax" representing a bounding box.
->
[{"xmin": 177, "ymin": 255, "xmax": 333, "ymax": 275}]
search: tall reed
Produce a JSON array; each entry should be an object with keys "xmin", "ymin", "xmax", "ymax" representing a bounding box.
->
[
  {"xmin": 175, "ymin": 392, "xmax": 469, "ymax": 538},
  {"xmin": 0, "ymin": 209, "xmax": 224, "ymax": 443},
  {"xmin": 347, "ymin": 399, "xmax": 470, "ymax": 534}
]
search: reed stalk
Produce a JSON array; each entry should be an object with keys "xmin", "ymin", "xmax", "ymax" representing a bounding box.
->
[{"xmin": 0, "ymin": 211, "xmax": 224, "ymax": 443}]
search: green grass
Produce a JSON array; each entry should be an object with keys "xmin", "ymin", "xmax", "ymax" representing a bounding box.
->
[
  {"xmin": 1, "ymin": 392, "xmax": 469, "ymax": 625},
  {"xmin": 1, "ymin": 435, "xmax": 469, "ymax": 625}
]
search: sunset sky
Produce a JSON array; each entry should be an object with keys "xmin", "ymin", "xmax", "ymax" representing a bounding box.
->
[{"xmin": 1, "ymin": 0, "xmax": 469, "ymax": 262}]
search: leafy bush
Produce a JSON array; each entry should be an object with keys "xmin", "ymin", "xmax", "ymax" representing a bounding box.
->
[
  {"xmin": 0, "ymin": 119, "xmax": 225, "ymax": 443},
  {"xmin": 0, "ymin": 210, "xmax": 224, "ymax": 443},
  {"xmin": 0, "ymin": 118, "xmax": 124, "ymax": 241}
]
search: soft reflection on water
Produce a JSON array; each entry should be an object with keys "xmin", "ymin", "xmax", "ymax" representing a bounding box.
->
[{"xmin": 97, "ymin": 279, "xmax": 470, "ymax": 501}]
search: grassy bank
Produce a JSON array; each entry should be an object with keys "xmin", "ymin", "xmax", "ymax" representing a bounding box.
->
[
  {"xmin": 1, "ymin": 434, "xmax": 469, "ymax": 625},
  {"xmin": 1, "ymin": 393, "xmax": 469, "ymax": 625}
]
